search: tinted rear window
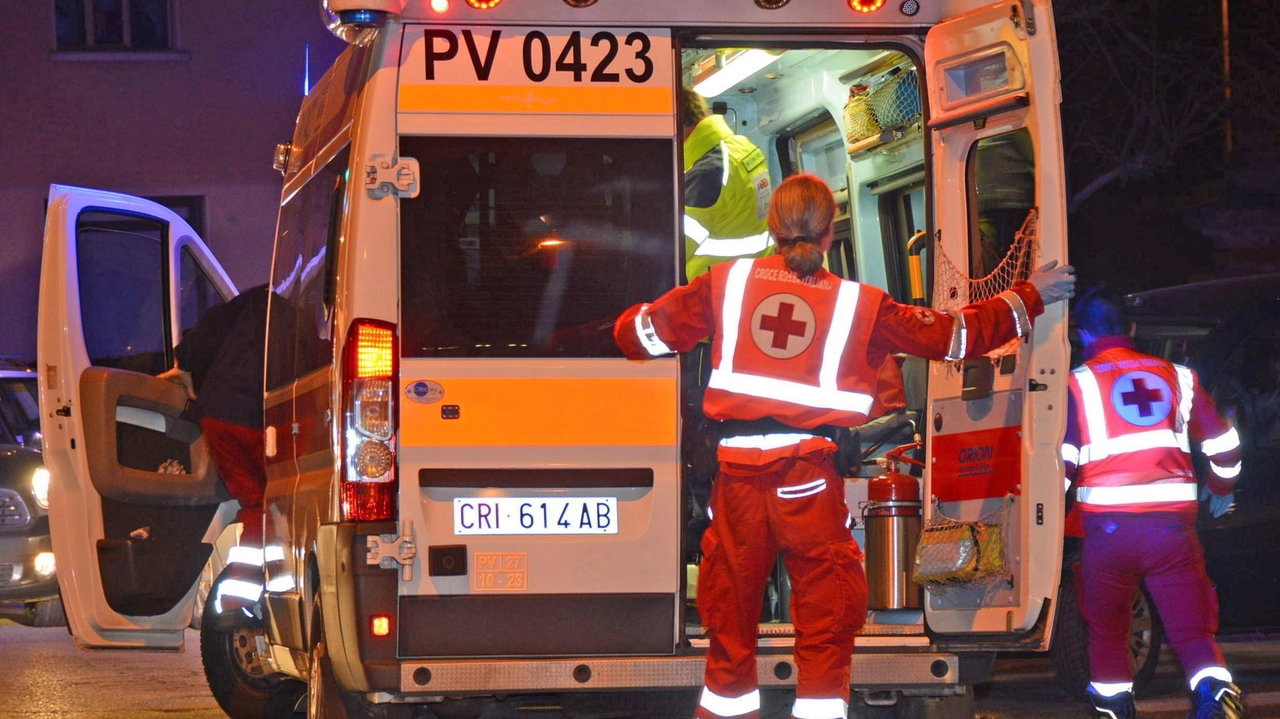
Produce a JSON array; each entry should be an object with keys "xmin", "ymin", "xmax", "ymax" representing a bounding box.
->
[{"xmin": 399, "ymin": 136, "xmax": 676, "ymax": 358}]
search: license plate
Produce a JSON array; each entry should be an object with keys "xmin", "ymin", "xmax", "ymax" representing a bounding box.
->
[{"xmin": 453, "ymin": 497, "xmax": 618, "ymax": 535}]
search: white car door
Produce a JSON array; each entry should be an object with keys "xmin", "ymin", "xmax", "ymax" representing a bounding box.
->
[{"xmin": 38, "ymin": 185, "xmax": 239, "ymax": 649}]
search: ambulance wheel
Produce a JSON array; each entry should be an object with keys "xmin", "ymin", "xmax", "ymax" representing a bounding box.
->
[
  {"xmin": 1048, "ymin": 569, "xmax": 1163, "ymax": 699},
  {"xmin": 19, "ymin": 596, "xmax": 66, "ymax": 627},
  {"xmin": 306, "ymin": 605, "xmax": 413, "ymax": 719},
  {"xmin": 200, "ymin": 598, "xmax": 304, "ymax": 719}
]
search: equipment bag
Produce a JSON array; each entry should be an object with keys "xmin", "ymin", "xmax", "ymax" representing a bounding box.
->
[{"xmin": 912, "ymin": 495, "xmax": 1011, "ymax": 589}]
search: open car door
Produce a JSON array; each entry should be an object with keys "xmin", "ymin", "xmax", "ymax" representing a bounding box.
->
[
  {"xmin": 38, "ymin": 185, "xmax": 238, "ymax": 649},
  {"xmin": 921, "ymin": 0, "xmax": 1069, "ymax": 649}
]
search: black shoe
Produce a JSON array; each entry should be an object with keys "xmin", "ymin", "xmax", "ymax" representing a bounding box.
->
[
  {"xmin": 1087, "ymin": 687, "xmax": 1136, "ymax": 719},
  {"xmin": 1191, "ymin": 677, "xmax": 1245, "ymax": 719}
]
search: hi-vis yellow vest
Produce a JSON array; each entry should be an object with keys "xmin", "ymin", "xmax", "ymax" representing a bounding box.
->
[{"xmin": 684, "ymin": 115, "xmax": 774, "ymax": 280}]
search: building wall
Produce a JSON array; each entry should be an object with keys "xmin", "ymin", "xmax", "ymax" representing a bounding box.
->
[{"xmin": 0, "ymin": 0, "xmax": 346, "ymax": 361}]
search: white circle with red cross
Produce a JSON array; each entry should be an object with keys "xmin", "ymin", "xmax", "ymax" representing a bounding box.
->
[
  {"xmin": 749, "ymin": 293, "xmax": 816, "ymax": 359},
  {"xmin": 1110, "ymin": 370, "xmax": 1173, "ymax": 427}
]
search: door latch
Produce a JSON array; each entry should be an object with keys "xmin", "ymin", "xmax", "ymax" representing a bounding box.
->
[
  {"xmin": 367, "ymin": 520, "xmax": 416, "ymax": 581},
  {"xmin": 365, "ymin": 156, "xmax": 420, "ymax": 199}
]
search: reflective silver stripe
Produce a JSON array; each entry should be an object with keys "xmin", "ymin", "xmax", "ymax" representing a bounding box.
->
[
  {"xmin": 777, "ymin": 478, "xmax": 827, "ymax": 499},
  {"xmin": 1079, "ymin": 428, "xmax": 1185, "ymax": 464},
  {"xmin": 720, "ymin": 142, "xmax": 731, "ymax": 186},
  {"xmin": 998, "ymin": 289, "xmax": 1031, "ymax": 338},
  {"xmin": 719, "ymin": 433, "xmax": 816, "ymax": 450},
  {"xmin": 819, "ymin": 281, "xmax": 860, "ymax": 391},
  {"xmin": 699, "ymin": 686, "xmax": 760, "ymax": 716},
  {"xmin": 1064, "ymin": 476, "xmax": 1072, "ymax": 493},
  {"xmin": 943, "ymin": 310, "xmax": 967, "ymax": 361},
  {"xmin": 708, "ymin": 370, "xmax": 874, "ymax": 414},
  {"xmin": 1076, "ymin": 484, "xmax": 1197, "ymax": 505},
  {"xmin": 718, "ymin": 259, "xmax": 753, "ymax": 374},
  {"xmin": 635, "ymin": 305, "xmax": 674, "ymax": 357},
  {"xmin": 1210, "ymin": 460, "xmax": 1242, "ymax": 479},
  {"xmin": 265, "ymin": 574, "xmax": 296, "ymax": 592},
  {"xmin": 685, "ymin": 214, "xmax": 711, "ymax": 244},
  {"xmin": 228, "ymin": 546, "xmax": 264, "ymax": 567},
  {"xmin": 713, "ymin": 261, "xmax": 873, "ymax": 414},
  {"xmin": 1074, "ymin": 366, "xmax": 1109, "ymax": 459},
  {"xmin": 216, "ymin": 579, "xmax": 263, "ymax": 604},
  {"xmin": 792, "ymin": 697, "xmax": 848, "ymax": 719},
  {"xmin": 263, "ymin": 545, "xmax": 286, "ymax": 563},
  {"xmin": 1189, "ymin": 667, "xmax": 1233, "ymax": 692},
  {"xmin": 1061, "ymin": 443, "xmax": 1080, "ymax": 465},
  {"xmin": 693, "ymin": 230, "xmax": 773, "ymax": 258},
  {"xmin": 1090, "ymin": 681, "xmax": 1134, "ymax": 698},
  {"xmin": 1202, "ymin": 427, "xmax": 1240, "ymax": 457}
]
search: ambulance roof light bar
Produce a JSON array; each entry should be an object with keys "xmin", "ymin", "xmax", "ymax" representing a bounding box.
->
[{"xmin": 694, "ymin": 50, "xmax": 782, "ymax": 98}]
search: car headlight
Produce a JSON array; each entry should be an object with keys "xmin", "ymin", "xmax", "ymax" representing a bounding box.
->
[{"xmin": 32, "ymin": 467, "xmax": 50, "ymax": 509}]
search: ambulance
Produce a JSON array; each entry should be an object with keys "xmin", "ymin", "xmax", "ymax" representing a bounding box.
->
[{"xmin": 37, "ymin": 0, "xmax": 1071, "ymax": 717}]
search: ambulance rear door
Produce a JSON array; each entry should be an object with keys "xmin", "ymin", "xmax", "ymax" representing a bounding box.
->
[
  {"xmin": 37, "ymin": 185, "xmax": 239, "ymax": 649},
  {"xmin": 921, "ymin": 0, "xmax": 1069, "ymax": 649}
]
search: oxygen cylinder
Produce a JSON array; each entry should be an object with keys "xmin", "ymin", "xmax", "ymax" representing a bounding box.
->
[{"xmin": 863, "ymin": 464, "xmax": 922, "ymax": 610}]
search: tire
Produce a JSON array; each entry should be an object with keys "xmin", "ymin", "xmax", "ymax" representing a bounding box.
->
[
  {"xmin": 1049, "ymin": 568, "xmax": 1163, "ymax": 699},
  {"xmin": 307, "ymin": 606, "xmax": 412, "ymax": 719},
  {"xmin": 20, "ymin": 597, "xmax": 66, "ymax": 627},
  {"xmin": 200, "ymin": 592, "xmax": 305, "ymax": 719}
]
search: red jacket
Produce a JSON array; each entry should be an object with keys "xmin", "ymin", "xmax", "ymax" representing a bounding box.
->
[
  {"xmin": 1062, "ymin": 336, "xmax": 1242, "ymax": 518},
  {"xmin": 615, "ymin": 255, "xmax": 1044, "ymax": 463}
]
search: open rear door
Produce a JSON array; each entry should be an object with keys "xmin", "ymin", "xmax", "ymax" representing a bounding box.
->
[
  {"xmin": 921, "ymin": 0, "xmax": 1069, "ymax": 648},
  {"xmin": 38, "ymin": 185, "xmax": 238, "ymax": 649}
]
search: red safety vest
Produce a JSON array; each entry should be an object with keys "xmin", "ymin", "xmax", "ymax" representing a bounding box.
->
[
  {"xmin": 701, "ymin": 256, "xmax": 885, "ymax": 431},
  {"xmin": 1068, "ymin": 348, "xmax": 1199, "ymax": 513}
]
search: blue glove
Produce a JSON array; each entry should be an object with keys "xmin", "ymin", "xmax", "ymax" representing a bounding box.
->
[{"xmin": 1200, "ymin": 485, "xmax": 1235, "ymax": 518}]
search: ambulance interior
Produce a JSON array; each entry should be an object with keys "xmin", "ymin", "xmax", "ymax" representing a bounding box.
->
[{"xmin": 681, "ymin": 44, "xmax": 1035, "ymax": 631}]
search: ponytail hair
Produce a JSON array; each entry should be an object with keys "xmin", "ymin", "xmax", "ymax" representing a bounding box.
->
[{"xmin": 768, "ymin": 174, "xmax": 835, "ymax": 278}]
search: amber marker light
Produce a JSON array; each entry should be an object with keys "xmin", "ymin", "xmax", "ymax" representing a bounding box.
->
[
  {"xmin": 538, "ymin": 239, "xmax": 566, "ymax": 248},
  {"xmin": 356, "ymin": 324, "xmax": 394, "ymax": 379},
  {"xmin": 850, "ymin": 0, "xmax": 887, "ymax": 11},
  {"xmin": 465, "ymin": 0, "xmax": 502, "ymax": 7},
  {"xmin": 371, "ymin": 615, "xmax": 392, "ymax": 637}
]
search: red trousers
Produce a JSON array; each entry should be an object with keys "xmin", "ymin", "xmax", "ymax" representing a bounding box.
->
[
  {"xmin": 200, "ymin": 417, "xmax": 267, "ymax": 547},
  {"xmin": 697, "ymin": 449, "xmax": 868, "ymax": 709},
  {"xmin": 1079, "ymin": 512, "xmax": 1224, "ymax": 683}
]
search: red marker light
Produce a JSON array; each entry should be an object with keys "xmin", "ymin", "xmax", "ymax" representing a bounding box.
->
[
  {"xmin": 850, "ymin": 0, "xmax": 886, "ymax": 12},
  {"xmin": 466, "ymin": 0, "xmax": 502, "ymax": 7},
  {"xmin": 371, "ymin": 615, "xmax": 391, "ymax": 637}
]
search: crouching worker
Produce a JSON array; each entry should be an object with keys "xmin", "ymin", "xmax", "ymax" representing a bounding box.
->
[
  {"xmin": 1063, "ymin": 288, "xmax": 1245, "ymax": 719},
  {"xmin": 159, "ymin": 284, "xmax": 271, "ymax": 627},
  {"xmin": 613, "ymin": 174, "xmax": 1075, "ymax": 719}
]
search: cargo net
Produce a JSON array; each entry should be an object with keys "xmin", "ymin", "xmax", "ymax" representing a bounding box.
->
[
  {"xmin": 912, "ymin": 495, "xmax": 1014, "ymax": 593},
  {"xmin": 933, "ymin": 208, "xmax": 1039, "ymax": 361},
  {"xmin": 844, "ymin": 67, "xmax": 922, "ymax": 145}
]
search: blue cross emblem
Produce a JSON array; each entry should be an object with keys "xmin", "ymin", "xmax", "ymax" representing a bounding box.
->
[{"xmin": 1110, "ymin": 371, "xmax": 1173, "ymax": 427}]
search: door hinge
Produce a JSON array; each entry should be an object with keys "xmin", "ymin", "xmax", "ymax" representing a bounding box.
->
[
  {"xmin": 365, "ymin": 156, "xmax": 420, "ymax": 199},
  {"xmin": 366, "ymin": 520, "xmax": 416, "ymax": 581}
]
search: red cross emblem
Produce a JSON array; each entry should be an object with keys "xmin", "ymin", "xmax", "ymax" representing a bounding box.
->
[{"xmin": 750, "ymin": 293, "xmax": 816, "ymax": 359}]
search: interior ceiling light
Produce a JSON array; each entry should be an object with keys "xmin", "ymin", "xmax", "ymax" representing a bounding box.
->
[
  {"xmin": 754, "ymin": 0, "xmax": 791, "ymax": 8},
  {"xmin": 850, "ymin": 0, "xmax": 887, "ymax": 12},
  {"xmin": 900, "ymin": 0, "xmax": 920, "ymax": 15},
  {"xmin": 694, "ymin": 50, "xmax": 783, "ymax": 98}
]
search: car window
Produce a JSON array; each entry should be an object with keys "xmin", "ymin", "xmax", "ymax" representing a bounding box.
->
[{"xmin": 0, "ymin": 378, "xmax": 41, "ymax": 447}]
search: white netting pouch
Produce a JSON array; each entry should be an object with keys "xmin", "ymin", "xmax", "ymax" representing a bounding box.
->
[
  {"xmin": 933, "ymin": 208, "xmax": 1040, "ymax": 361},
  {"xmin": 912, "ymin": 495, "xmax": 1014, "ymax": 592}
]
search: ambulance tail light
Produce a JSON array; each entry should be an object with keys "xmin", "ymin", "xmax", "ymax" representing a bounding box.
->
[{"xmin": 341, "ymin": 319, "xmax": 399, "ymax": 522}]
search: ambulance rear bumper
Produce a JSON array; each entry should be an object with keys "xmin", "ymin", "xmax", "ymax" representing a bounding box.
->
[{"xmin": 398, "ymin": 650, "xmax": 961, "ymax": 693}]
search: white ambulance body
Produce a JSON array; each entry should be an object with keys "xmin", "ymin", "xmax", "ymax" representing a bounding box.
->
[{"xmin": 37, "ymin": 0, "xmax": 1070, "ymax": 716}]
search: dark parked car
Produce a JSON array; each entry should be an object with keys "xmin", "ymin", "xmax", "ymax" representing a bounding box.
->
[
  {"xmin": 0, "ymin": 362, "xmax": 63, "ymax": 626},
  {"xmin": 1050, "ymin": 274, "xmax": 1280, "ymax": 697}
]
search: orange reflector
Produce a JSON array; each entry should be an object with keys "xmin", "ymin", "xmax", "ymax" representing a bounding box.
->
[
  {"xmin": 356, "ymin": 324, "xmax": 394, "ymax": 379},
  {"xmin": 466, "ymin": 0, "xmax": 502, "ymax": 7},
  {"xmin": 371, "ymin": 615, "xmax": 391, "ymax": 637},
  {"xmin": 849, "ymin": 0, "xmax": 886, "ymax": 11}
]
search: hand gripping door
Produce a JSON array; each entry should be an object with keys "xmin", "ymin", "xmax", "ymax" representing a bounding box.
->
[
  {"xmin": 37, "ymin": 185, "xmax": 238, "ymax": 649},
  {"xmin": 922, "ymin": 0, "xmax": 1069, "ymax": 647}
]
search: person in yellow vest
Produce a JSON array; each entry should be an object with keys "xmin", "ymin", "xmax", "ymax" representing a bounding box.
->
[{"xmin": 683, "ymin": 87, "xmax": 775, "ymax": 280}]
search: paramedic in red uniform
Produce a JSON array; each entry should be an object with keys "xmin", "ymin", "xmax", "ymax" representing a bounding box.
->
[
  {"xmin": 159, "ymin": 284, "xmax": 272, "ymax": 623},
  {"xmin": 1062, "ymin": 289, "xmax": 1245, "ymax": 719},
  {"xmin": 613, "ymin": 175, "xmax": 1076, "ymax": 719}
]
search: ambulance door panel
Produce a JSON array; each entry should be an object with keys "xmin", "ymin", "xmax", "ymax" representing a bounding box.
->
[
  {"xmin": 38, "ymin": 185, "xmax": 238, "ymax": 649},
  {"xmin": 922, "ymin": 0, "xmax": 1069, "ymax": 646}
]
